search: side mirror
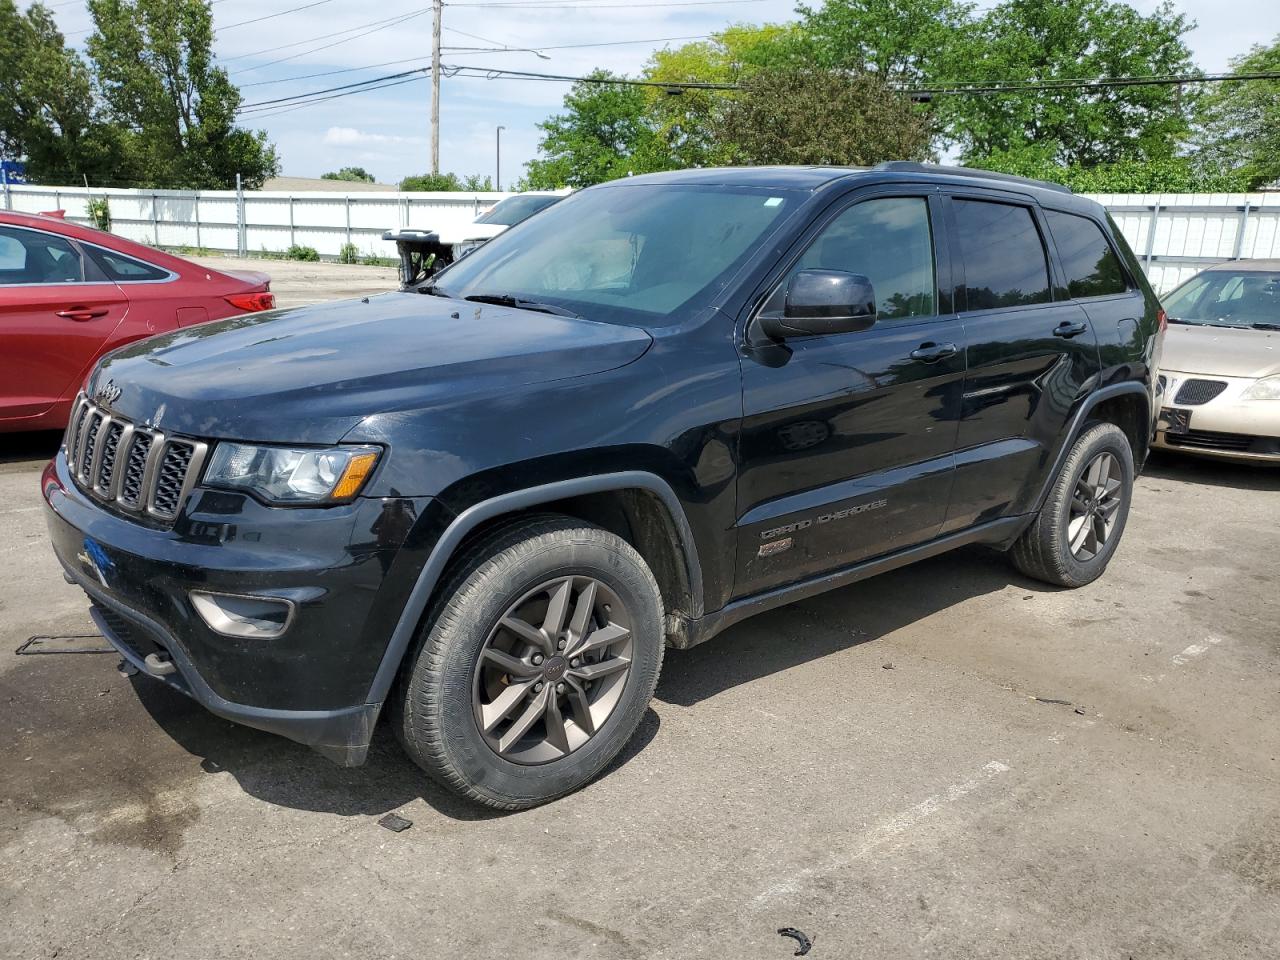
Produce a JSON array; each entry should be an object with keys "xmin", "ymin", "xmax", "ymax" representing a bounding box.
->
[{"xmin": 758, "ymin": 269, "xmax": 878, "ymax": 340}]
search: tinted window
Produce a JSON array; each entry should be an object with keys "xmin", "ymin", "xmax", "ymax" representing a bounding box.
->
[
  {"xmin": 435, "ymin": 184, "xmax": 797, "ymax": 324},
  {"xmin": 475, "ymin": 195, "xmax": 561, "ymax": 226},
  {"xmin": 89, "ymin": 247, "xmax": 170, "ymax": 282},
  {"xmin": 1045, "ymin": 210, "xmax": 1128, "ymax": 298},
  {"xmin": 954, "ymin": 200, "xmax": 1051, "ymax": 310},
  {"xmin": 785, "ymin": 197, "xmax": 936, "ymax": 320},
  {"xmin": 0, "ymin": 226, "xmax": 85, "ymax": 284}
]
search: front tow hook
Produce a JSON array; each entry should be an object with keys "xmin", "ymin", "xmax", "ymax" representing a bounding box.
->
[{"xmin": 143, "ymin": 652, "xmax": 177, "ymax": 677}]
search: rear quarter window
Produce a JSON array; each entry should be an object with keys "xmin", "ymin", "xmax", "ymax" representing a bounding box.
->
[
  {"xmin": 88, "ymin": 247, "xmax": 172, "ymax": 282},
  {"xmin": 1044, "ymin": 210, "xmax": 1129, "ymax": 299}
]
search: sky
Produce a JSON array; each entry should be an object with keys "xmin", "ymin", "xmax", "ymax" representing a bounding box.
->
[{"xmin": 32, "ymin": 0, "xmax": 1280, "ymax": 188}]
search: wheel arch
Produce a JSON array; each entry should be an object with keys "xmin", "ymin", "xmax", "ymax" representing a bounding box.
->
[
  {"xmin": 1033, "ymin": 382, "xmax": 1152, "ymax": 512},
  {"xmin": 364, "ymin": 471, "xmax": 703, "ymax": 707}
]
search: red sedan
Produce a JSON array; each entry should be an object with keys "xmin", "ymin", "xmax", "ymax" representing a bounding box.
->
[{"xmin": 1, "ymin": 210, "xmax": 274, "ymax": 432}]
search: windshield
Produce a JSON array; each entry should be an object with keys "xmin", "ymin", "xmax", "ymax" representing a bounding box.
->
[
  {"xmin": 431, "ymin": 183, "xmax": 801, "ymax": 325},
  {"xmin": 1162, "ymin": 269, "xmax": 1280, "ymax": 328},
  {"xmin": 474, "ymin": 194, "xmax": 561, "ymax": 226}
]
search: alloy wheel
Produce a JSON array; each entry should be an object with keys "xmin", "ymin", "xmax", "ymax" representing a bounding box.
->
[
  {"xmin": 1067, "ymin": 451, "xmax": 1124, "ymax": 561},
  {"xmin": 472, "ymin": 575, "xmax": 633, "ymax": 765}
]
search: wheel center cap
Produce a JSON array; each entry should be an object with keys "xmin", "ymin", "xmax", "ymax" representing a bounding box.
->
[{"xmin": 542, "ymin": 656, "xmax": 568, "ymax": 682}]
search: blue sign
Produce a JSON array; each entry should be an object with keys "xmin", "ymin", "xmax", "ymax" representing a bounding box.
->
[{"xmin": 0, "ymin": 160, "xmax": 27, "ymax": 184}]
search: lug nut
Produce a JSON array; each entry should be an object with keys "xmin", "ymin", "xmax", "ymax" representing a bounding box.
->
[
  {"xmin": 556, "ymin": 683, "xmax": 565, "ymax": 693},
  {"xmin": 532, "ymin": 654, "xmax": 544, "ymax": 665},
  {"xmin": 534, "ymin": 682, "xmax": 544, "ymax": 692},
  {"xmin": 557, "ymin": 638, "xmax": 566, "ymax": 650},
  {"xmin": 570, "ymin": 658, "xmax": 580, "ymax": 668}
]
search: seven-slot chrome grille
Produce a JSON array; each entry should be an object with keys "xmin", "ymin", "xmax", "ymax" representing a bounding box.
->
[{"xmin": 64, "ymin": 394, "xmax": 209, "ymax": 522}]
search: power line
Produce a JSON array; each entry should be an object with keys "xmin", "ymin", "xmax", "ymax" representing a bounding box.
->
[
  {"xmin": 240, "ymin": 74, "xmax": 427, "ymax": 119},
  {"xmin": 221, "ymin": 10, "xmax": 422, "ymax": 65},
  {"xmin": 219, "ymin": 0, "xmax": 337, "ymax": 31},
  {"xmin": 239, "ymin": 56, "xmax": 430, "ymax": 88},
  {"xmin": 228, "ymin": 10, "xmax": 426, "ymax": 74},
  {"xmin": 239, "ymin": 67, "xmax": 430, "ymax": 111},
  {"xmin": 445, "ymin": 0, "xmax": 768, "ymax": 7}
]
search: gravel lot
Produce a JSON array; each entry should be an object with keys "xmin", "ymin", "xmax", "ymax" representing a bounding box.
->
[{"xmin": 1, "ymin": 262, "xmax": 1277, "ymax": 958}]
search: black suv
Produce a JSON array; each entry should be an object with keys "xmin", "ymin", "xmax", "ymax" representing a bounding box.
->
[{"xmin": 43, "ymin": 164, "xmax": 1163, "ymax": 809}]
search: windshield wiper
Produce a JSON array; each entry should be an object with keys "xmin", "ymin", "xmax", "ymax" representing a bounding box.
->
[
  {"xmin": 462, "ymin": 293, "xmax": 579, "ymax": 318},
  {"xmin": 1166, "ymin": 317, "xmax": 1201, "ymax": 325},
  {"xmin": 417, "ymin": 283, "xmax": 451, "ymax": 297}
]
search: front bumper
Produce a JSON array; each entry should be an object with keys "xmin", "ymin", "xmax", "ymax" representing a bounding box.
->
[
  {"xmin": 42, "ymin": 451, "xmax": 443, "ymax": 764},
  {"xmin": 1153, "ymin": 370, "xmax": 1280, "ymax": 462}
]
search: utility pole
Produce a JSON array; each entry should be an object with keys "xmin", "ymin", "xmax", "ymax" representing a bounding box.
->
[
  {"xmin": 430, "ymin": 0, "xmax": 442, "ymax": 175},
  {"xmin": 495, "ymin": 125, "xmax": 504, "ymax": 190}
]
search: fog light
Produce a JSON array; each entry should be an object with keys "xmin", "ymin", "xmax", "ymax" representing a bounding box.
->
[{"xmin": 191, "ymin": 591, "xmax": 295, "ymax": 639}]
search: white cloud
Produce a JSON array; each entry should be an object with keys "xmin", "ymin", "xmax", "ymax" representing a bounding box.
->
[{"xmin": 323, "ymin": 126, "xmax": 427, "ymax": 147}]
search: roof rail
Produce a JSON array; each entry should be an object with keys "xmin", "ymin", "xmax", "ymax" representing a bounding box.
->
[{"xmin": 873, "ymin": 161, "xmax": 1073, "ymax": 195}]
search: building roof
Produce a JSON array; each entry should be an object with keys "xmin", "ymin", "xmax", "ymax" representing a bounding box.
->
[{"xmin": 262, "ymin": 176, "xmax": 397, "ymax": 193}]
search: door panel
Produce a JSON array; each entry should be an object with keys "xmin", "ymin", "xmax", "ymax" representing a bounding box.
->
[
  {"xmin": 0, "ymin": 227, "xmax": 128, "ymax": 421},
  {"xmin": 735, "ymin": 193, "xmax": 964, "ymax": 598},
  {"xmin": 942, "ymin": 194, "xmax": 1101, "ymax": 532}
]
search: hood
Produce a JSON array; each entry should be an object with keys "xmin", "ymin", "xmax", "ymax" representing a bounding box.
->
[
  {"xmin": 438, "ymin": 222, "xmax": 507, "ymax": 245},
  {"xmin": 1160, "ymin": 323, "xmax": 1280, "ymax": 380},
  {"xmin": 90, "ymin": 292, "xmax": 652, "ymax": 444}
]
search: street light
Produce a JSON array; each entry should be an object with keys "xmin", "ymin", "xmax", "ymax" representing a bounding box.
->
[{"xmin": 496, "ymin": 125, "xmax": 505, "ymax": 192}]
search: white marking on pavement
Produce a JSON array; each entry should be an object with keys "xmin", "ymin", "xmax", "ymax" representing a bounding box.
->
[
  {"xmin": 1172, "ymin": 635, "xmax": 1223, "ymax": 666},
  {"xmin": 750, "ymin": 759, "xmax": 1011, "ymax": 907}
]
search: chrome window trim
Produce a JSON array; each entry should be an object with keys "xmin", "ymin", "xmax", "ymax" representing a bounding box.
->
[{"xmin": 0, "ymin": 223, "xmax": 179, "ymax": 287}]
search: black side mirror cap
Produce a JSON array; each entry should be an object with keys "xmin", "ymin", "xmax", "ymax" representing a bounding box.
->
[{"xmin": 759, "ymin": 269, "xmax": 878, "ymax": 340}]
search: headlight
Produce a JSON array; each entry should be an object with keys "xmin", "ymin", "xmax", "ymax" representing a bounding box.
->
[
  {"xmin": 1242, "ymin": 375, "xmax": 1280, "ymax": 400},
  {"xmin": 204, "ymin": 443, "xmax": 380, "ymax": 504}
]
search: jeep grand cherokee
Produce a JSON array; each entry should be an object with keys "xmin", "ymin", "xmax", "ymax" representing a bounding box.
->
[{"xmin": 43, "ymin": 164, "xmax": 1163, "ymax": 809}]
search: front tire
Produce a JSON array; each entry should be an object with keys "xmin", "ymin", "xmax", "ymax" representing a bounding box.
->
[
  {"xmin": 1011, "ymin": 422, "xmax": 1135, "ymax": 588},
  {"xmin": 396, "ymin": 516, "xmax": 664, "ymax": 810}
]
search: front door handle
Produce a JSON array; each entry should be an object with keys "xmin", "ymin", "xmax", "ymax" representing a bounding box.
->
[
  {"xmin": 1053, "ymin": 320, "xmax": 1089, "ymax": 339},
  {"xmin": 910, "ymin": 341, "xmax": 958, "ymax": 363},
  {"xmin": 55, "ymin": 307, "xmax": 109, "ymax": 322}
]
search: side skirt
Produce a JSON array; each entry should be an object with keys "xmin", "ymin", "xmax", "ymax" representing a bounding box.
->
[{"xmin": 673, "ymin": 515, "xmax": 1029, "ymax": 650}]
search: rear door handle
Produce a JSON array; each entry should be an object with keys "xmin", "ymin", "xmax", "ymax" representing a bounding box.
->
[
  {"xmin": 1053, "ymin": 320, "xmax": 1088, "ymax": 339},
  {"xmin": 55, "ymin": 307, "xmax": 109, "ymax": 322},
  {"xmin": 910, "ymin": 341, "xmax": 958, "ymax": 363}
]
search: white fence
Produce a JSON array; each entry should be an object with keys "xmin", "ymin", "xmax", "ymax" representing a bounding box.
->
[
  {"xmin": 0, "ymin": 182, "xmax": 511, "ymax": 262},
  {"xmin": 3, "ymin": 181, "xmax": 1279, "ymax": 292}
]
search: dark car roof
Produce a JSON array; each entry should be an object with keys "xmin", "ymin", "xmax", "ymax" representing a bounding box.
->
[{"xmin": 608, "ymin": 163, "xmax": 1104, "ymax": 216}]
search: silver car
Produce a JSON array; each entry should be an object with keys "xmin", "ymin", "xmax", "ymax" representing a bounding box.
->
[{"xmin": 1153, "ymin": 259, "xmax": 1280, "ymax": 462}]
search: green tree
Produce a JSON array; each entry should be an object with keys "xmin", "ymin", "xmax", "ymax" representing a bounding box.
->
[
  {"xmin": 523, "ymin": 71, "xmax": 673, "ymax": 189},
  {"xmin": 321, "ymin": 166, "xmax": 375, "ymax": 182},
  {"xmin": 644, "ymin": 24, "xmax": 807, "ymax": 168},
  {"xmin": 0, "ymin": 0, "xmax": 118, "ymax": 183},
  {"xmin": 795, "ymin": 0, "xmax": 973, "ymax": 83},
  {"xmin": 713, "ymin": 68, "xmax": 931, "ymax": 165},
  {"xmin": 87, "ymin": 0, "xmax": 278, "ymax": 188},
  {"xmin": 1193, "ymin": 36, "xmax": 1280, "ymax": 189},
  {"xmin": 941, "ymin": 0, "xmax": 1196, "ymax": 167},
  {"xmin": 399, "ymin": 172, "xmax": 493, "ymax": 191}
]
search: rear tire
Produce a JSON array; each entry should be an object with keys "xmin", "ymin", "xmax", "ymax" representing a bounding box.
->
[
  {"xmin": 396, "ymin": 515, "xmax": 664, "ymax": 810},
  {"xmin": 1011, "ymin": 422, "xmax": 1134, "ymax": 588}
]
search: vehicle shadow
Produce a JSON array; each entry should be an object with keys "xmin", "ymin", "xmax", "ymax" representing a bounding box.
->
[
  {"xmin": 657, "ymin": 543, "xmax": 1048, "ymax": 708},
  {"xmin": 0, "ymin": 430, "xmax": 61, "ymax": 466},
  {"xmin": 131, "ymin": 675, "xmax": 660, "ymax": 822},
  {"xmin": 1142, "ymin": 449, "xmax": 1280, "ymax": 492}
]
